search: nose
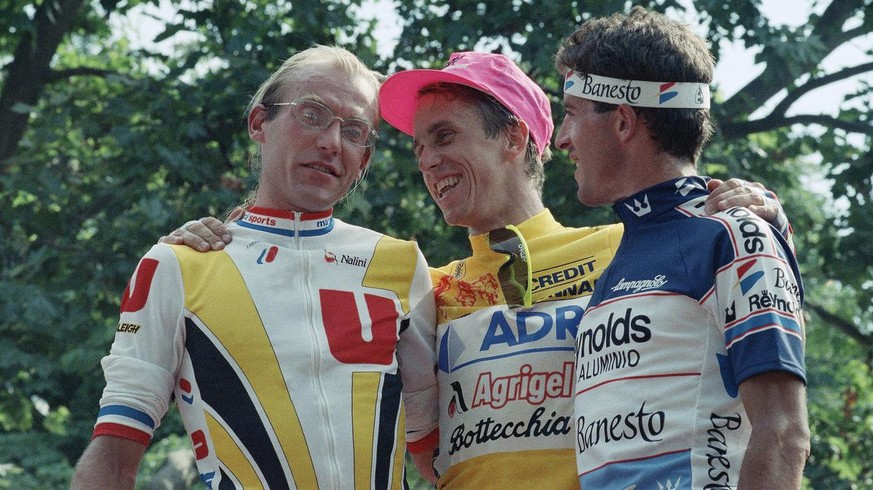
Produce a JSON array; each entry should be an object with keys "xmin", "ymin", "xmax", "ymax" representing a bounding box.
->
[
  {"xmin": 555, "ymin": 124, "xmax": 571, "ymax": 151},
  {"xmin": 417, "ymin": 145, "xmax": 440, "ymax": 172},
  {"xmin": 316, "ymin": 118, "xmax": 343, "ymax": 152}
]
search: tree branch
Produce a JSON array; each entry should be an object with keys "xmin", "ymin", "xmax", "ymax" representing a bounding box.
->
[
  {"xmin": 0, "ymin": 0, "xmax": 87, "ymax": 163},
  {"xmin": 721, "ymin": 114, "xmax": 871, "ymax": 138},
  {"xmin": 771, "ymin": 61, "xmax": 873, "ymax": 116},
  {"xmin": 805, "ymin": 300, "xmax": 873, "ymax": 349},
  {"xmin": 722, "ymin": 0, "xmax": 867, "ymax": 117},
  {"xmin": 44, "ymin": 67, "xmax": 118, "ymax": 83},
  {"xmin": 827, "ymin": 24, "xmax": 870, "ymax": 48}
]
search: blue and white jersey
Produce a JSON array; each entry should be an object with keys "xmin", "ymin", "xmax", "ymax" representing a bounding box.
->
[{"xmin": 573, "ymin": 176, "xmax": 805, "ymax": 489}]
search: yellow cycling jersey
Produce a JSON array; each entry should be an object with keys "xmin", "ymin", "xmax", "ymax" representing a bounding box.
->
[{"xmin": 425, "ymin": 209, "xmax": 622, "ymax": 489}]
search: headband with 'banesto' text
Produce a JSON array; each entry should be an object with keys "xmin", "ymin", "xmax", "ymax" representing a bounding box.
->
[{"xmin": 564, "ymin": 72, "xmax": 710, "ymax": 109}]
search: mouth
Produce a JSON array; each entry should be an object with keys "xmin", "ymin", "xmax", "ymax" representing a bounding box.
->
[
  {"xmin": 304, "ymin": 162, "xmax": 339, "ymax": 177},
  {"xmin": 433, "ymin": 175, "xmax": 461, "ymax": 199}
]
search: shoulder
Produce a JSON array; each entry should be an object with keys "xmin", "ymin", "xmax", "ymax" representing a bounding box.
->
[
  {"xmin": 539, "ymin": 222, "xmax": 624, "ymax": 256},
  {"xmin": 431, "ymin": 258, "xmax": 465, "ymax": 276},
  {"xmin": 332, "ymin": 218, "xmax": 386, "ymax": 239},
  {"xmin": 135, "ymin": 243, "xmax": 182, "ymax": 270},
  {"xmin": 707, "ymin": 206, "xmax": 781, "ymax": 257},
  {"xmin": 335, "ymin": 218, "xmax": 423, "ymax": 251}
]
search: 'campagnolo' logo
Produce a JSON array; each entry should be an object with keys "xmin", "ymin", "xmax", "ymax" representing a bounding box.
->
[{"xmin": 610, "ymin": 275, "xmax": 667, "ymax": 293}]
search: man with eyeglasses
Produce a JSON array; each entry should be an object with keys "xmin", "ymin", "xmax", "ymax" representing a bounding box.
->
[
  {"xmin": 556, "ymin": 8, "xmax": 808, "ymax": 488},
  {"xmin": 71, "ymin": 45, "xmax": 437, "ymax": 489},
  {"xmin": 163, "ymin": 49, "xmax": 793, "ymax": 488}
]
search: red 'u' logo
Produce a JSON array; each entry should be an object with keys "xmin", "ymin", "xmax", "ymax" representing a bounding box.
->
[
  {"xmin": 320, "ymin": 290, "xmax": 399, "ymax": 365},
  {"xmin": 120, "ymin": 258, "xmax": 159, "ymax": 313}
]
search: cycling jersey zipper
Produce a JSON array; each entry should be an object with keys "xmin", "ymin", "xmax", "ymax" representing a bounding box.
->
[{"xmin": 295, "ymin": 212, "xmax": 342, "ymax": 488}]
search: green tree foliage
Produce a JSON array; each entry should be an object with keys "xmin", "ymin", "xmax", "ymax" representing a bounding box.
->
[{"xmin": 1, "ymin": 0, "xmax": 871, "ymax": 488}]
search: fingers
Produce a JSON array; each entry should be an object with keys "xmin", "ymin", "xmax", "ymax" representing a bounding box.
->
[
  {"xmin": 157, "ymin": 234, "xmax": 184, "ymax": 245},
  {"xmin": 227, "ymin": 207, "xmax": 245, "ymax": 222},
  {"xmin": 705, "ymin": 178, "xmax": 760, "ymax": 213},
  {"xmin": 199, "ymin": 217, "xmax": 232, "ymax": 244},
  {"xmin": 160, "ymin": 218, "xmax": 230, "ymax": 252},
  {"xmin": 706, "ymin": 178, "xmax": 725, "ymax": 193},
  {"xmin": 704, "ymin": 178, "xmax": 784, "ymax": 228},
  {"xmin": 179, "ymin": 221, "xmax": 215, "ymax": 252}
]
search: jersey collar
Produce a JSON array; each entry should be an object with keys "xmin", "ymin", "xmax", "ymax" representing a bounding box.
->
[
  {"xmin": 613, "ymin": 176, "xmax": 709, "ymax": 224},
  {"xmin": 238, "ymin": 207, "xmax": 334, "ymax": 237}
]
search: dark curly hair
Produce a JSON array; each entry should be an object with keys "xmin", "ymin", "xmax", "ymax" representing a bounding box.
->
[{"xmin": 556, "ymin": 6, "xmax": 716, "ymax": 163}]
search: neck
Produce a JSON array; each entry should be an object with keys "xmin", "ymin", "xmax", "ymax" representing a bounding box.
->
[
  {"xmin": 467, "ymin": 192, "xmax": 545, "ymax": 236},
  {"xmin": 615, "ymin": 150, "xmax": 697, "ymax": 202}
]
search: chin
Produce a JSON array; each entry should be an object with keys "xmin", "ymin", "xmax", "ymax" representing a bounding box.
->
[
  {"xmin": 576, "ymin": 189, "xmax": 603, "ymax": 208},
  {"xmin": 441, "ymin": 213, "xmax": 462, "ymax": 228},
  {"xmin": 439, "ymin": 206, "xmax": 473, "ymax": 229}
]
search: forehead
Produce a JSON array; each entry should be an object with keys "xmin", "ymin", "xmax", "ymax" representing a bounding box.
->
[
  {"xmin": 285, "ymin": 63, "xmax": 379, "ymax": 120},
  {"xmin": 412, "ymin": 93, "xmax": 478, "ymax": 136},
  {"xmin": 562, "ymin": 93, "xmax": 595, "ymax": 111}
]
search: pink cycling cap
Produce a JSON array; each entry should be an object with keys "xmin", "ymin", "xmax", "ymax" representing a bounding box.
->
[{"xmin": 379, "ymin": 51, "xmax": 554, "ymax": 157}]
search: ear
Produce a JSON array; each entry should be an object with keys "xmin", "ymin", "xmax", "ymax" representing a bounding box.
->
[
  {"xmin": 504, "ymin": 120, "xmax": 530, "ymax": 160},
  {"xmin": 248, "ymin": 104, "xmax": 268, "ymax": 143},
  {"xmin": 357, "ymin": 148, "xmax": 372, "ymax": 179},
  {"xmin": 614, "ymin": 104, "xmax": 640, "ymax": 143}
]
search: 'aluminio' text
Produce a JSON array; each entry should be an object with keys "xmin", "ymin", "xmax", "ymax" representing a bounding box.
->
[{"xmin": 576, "ymin": 349, "xmax": 640, "ymax": 382}]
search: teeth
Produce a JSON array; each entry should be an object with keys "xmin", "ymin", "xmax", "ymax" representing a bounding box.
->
[
  {"xmin": 435, "ymin": 176, "xmax": 460, "ymax": 198},
  {"xmin": 307, "ymin": 163, "xmax": 336, "ymax": 176}
]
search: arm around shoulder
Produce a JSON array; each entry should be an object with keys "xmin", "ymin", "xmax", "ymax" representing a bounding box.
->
[
  {"xmin": 737, "ymin": 371, "xmax": 810, "ymax": 489},
  {"xmin": 408, "ymin": 429, "xmax": 439, "ymax": 485},
  {"xmin": 70, "ymin": 435, "xmax": 147, "ymax": 490}
]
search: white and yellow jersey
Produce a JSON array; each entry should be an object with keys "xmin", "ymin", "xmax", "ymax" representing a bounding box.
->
[
  {"xmin": 94, "ymin": 207, "xmax": 437, "ymax": 489},
  {"xmin": 428, "ymin": 210, "xmax": 622, "ymax": 489}
]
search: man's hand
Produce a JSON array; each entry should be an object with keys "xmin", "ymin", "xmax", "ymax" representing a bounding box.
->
[
  {"xmin": 158, "ymin": 208, "xmax": 244, "ymax": 251},
  {"xmin": 705, "ymin": 178, "xmax": 789, "ymax": 234}
]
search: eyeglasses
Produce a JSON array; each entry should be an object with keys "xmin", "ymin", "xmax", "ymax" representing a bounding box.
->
[
  {"xmin": 268, "ymin": 99, "xmax": 378, "ymax": 147},
  {"xmin": 488, "ymin": 225, "xmax": 533, "ymax": 308}
]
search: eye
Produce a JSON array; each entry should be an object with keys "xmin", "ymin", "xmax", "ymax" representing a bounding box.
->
[
  {"xmin": 435, "ymin": 128, "xmax": 455, "ymax": 145},
  {"xmin": 296, "ymin": 102, "xmax": 329, "ymax": 126},
  {"xmin": 341, "ymin": 120, "xmax": 369, "ymax": 142}
]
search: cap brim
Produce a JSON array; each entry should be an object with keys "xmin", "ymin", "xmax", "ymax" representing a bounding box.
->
[{"xmin": 379, "ymin": 69, "xmax": 494, "ymax": 137}]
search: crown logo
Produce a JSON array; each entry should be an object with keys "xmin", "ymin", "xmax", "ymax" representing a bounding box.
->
[{"xmin": 625, "ymin": 194, "xmax": 651, "ymax": 217}]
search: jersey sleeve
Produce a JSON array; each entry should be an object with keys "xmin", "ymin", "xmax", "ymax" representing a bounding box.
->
[
  {"xmin": 93, "ymin": 244, "xmax": 187, "ymax": 445},
  {"xmin": 711, "ymin": 207, "xmax": 806, "ymax": 391},
  {"xmin": 396, "ymin": 246, "xmax": 439, "ymax": 446}
]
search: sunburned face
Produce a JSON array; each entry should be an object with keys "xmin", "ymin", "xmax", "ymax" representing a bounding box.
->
[
  {"xmin": 248, "ymin": 63, "xmax": 377, "ymax": 212},
  {"xmin": 412, "ymin": 93, "xmax": 519, "ymax": 235}
]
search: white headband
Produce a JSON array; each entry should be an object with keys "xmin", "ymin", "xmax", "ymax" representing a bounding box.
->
[{"xmin": 563, "ymin": 72, "xmax": 710, "ymax": 109}]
